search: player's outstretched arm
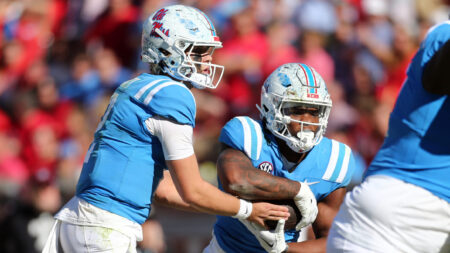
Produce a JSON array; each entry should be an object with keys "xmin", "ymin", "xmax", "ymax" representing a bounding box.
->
[
  {"xmin": 166, "ymin": 154, "xmax": 290, "ymax": 226},
  {"xmin": 286, "ymin": 188, "xmax": 346, "ymax": 253},
  {"xmin": 217, "ymin": 147, "xmax": 301, "ymax": 200},
  {"xmin": 147, "ymin": 116, "xmax": 289, "ymax": 225}
]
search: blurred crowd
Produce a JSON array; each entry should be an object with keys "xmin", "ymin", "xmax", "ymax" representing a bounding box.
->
[{"xmin": 0, "ymin": 0, "xmax": 449, "ymax": 252}]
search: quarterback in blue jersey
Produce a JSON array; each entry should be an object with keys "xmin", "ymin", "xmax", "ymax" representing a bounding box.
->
[
  {"xmin": 43, "ymin": 5, "xmax": 289, "ymax": 253},
  {"xmin": 203, "ymin": 63, "xmax": 356, "ymax": 253},
  {"xmin": 327, "ymin": 21, "xmax": 450, "ymax": 253}
]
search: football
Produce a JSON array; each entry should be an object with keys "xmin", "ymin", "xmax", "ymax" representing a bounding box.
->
[{"xmin": 264, "ymin": 199, "xmax": 301, "ymax": 230}]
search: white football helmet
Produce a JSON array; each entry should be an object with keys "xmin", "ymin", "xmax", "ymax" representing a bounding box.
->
[
  {"xmin": 141, "ymin": 5, "xmax": 224, "ymax": 89},
  {"xmin": 257, "ymin": 63, "xmax": 332, "ymax": 153}
]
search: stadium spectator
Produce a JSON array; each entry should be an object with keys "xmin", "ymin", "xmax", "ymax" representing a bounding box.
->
[{"xmin": 0, "ymin": 170, "xmax": 61, "ymax": 253}]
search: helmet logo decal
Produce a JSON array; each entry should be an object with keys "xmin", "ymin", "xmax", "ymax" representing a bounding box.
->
[
  {"xmin": 151, "ymin": 9, "xmax": 170, "ymax": 38},
  {"xmin": 152, "ymin": 8, "xmax": 168, "ymax": 21},
  {"xmin": 258, "ymin": 162, "xmax": 273, "ymax": 174},
  {"xmin": 298, "ymin": 63, "xmax": 319, "ymax": 99},
  {"xmin": 151, "ymin": 22, "xmax": 170, "ymax": 38}
]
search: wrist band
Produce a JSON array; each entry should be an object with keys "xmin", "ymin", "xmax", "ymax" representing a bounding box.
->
[{"xmin": 232, "ymin": 199, "xmax": 253, "ymax": 219}]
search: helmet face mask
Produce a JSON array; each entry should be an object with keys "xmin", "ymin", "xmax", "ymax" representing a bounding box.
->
[
  {"xmin": 141, "ymin": 5, "xmax": 224, "ymax": 89},
  {"xmin": 258, "ymin": 63, "xmax": 332, "ymax": 153}
]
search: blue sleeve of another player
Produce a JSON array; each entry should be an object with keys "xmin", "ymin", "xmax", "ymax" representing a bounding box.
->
[
  {"xmin": 147, "ymin": 84, "xmax": 196, "ymax": 127},
  {"xmin": 219, "ymin": 117, "xmax": 264, "ymax": 160}
]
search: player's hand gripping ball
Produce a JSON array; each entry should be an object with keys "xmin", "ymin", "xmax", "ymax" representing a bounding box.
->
[{"xmin": 264, "ymin": 200, "xmax": 301, "ymax": 230}]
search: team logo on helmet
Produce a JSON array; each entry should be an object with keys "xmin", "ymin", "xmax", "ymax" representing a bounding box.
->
[{"xmin": 150, "ymin": 8, "xmax": 169, "ymax": 38}]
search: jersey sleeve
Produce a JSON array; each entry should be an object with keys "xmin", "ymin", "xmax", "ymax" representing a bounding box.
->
[
  {"xmin": 219, "ymin": 116, "xmax": 264, "ymax": 160},
  {"xmin": 145, "ymin": 83, "xmax": 196, "ymax": 127},
  {"xmin": 320, "ymin": 140, "xmax": 356, "ymax": 190}
]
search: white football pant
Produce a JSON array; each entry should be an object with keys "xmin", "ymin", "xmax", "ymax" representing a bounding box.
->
[
  {"xmin": 43, "ymin": 220, "xmax": 137, "ymax": 253},
  {"xmin": 327, "ymin": 175, "xmax": 450, "ymax": 253}
]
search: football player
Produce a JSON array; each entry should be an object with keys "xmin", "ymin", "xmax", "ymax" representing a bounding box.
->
[
  {"xmin": 42, "ymin": 5, "xmax": 289, "ymax": 252},
  {"xmin": 203, "ymin": 63, "xmax": 356, "ymax": 253},
  {"xmin": 327, "ymin": 21, "xmax": 450, "ymax": 253}
]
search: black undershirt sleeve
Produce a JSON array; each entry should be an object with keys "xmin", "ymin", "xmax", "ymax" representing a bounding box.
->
[{"xmin": 422, "ymin": 39, "xmax": 450, "ymax": 95}]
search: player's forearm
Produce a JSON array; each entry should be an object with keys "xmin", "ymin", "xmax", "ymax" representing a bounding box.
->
[
  {"xmin": 155, "ymin": 161, "xmax": 239, "ymax": 215},
  {"xmin": 182, "ymin": 179, "xmax": 242, "ymax": 216},
  {"xmin": 153, "ymin": 170, "xmax": 196, "ymax": 212},
  {"xmin": 167, "ymin": 155, "xmax": 241, "ymax": 216},
  {"xmin": 229, "ymin": 169, "xmax": 300, "ymax": 200},
  {"xmin": 218, "ymin": 148, "xmax": 300, "ymax": 200},
  {"xmin": 287, "ymin": 238, "xmax": 326, "ymax": 253}
]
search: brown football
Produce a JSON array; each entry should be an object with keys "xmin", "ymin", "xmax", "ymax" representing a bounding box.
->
[{"xmin": 264, "ymin": 200, "xmax": 301, "ymax": 230}]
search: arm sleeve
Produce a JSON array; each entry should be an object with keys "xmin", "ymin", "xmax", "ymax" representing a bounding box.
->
[
  {"xmin": 145, "ymin": 116, "xmax": 194, "ymax": 160},
  {"xmin": 219, "ymin": 118, "xmax": 246, "ymax": 151},
  {"xmin": 147, "ymin": 83, "xmax": 196, "ymax": 127},
  {"xmin": 219, "ymin": 117, "xmax": 264, "ymax": 160},
  {"xmin": 422, "ymin": 39, "xmax": 450, "ymax": 95}
]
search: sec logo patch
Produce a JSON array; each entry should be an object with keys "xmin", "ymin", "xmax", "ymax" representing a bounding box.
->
[{"xmin": 258, "ymin": 162, "xmax": 273, "ymax": 174}]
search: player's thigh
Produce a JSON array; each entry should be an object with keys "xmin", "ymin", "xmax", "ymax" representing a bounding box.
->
[
  {"xmin": 329, "ymin": 175, "xmax": 450, "ymax": 253},
  {"xmin": 59, "ymin": 222, "xmax": 136, "ymax": 253},
  {"xmin": 327, "ymin": 175, "xmax": 403, "ymax": 252}
]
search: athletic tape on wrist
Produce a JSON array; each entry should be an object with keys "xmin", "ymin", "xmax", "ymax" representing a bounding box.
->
[{"xmin": 232, "ymin": 199, "xmax": 253, "ymax": 219}]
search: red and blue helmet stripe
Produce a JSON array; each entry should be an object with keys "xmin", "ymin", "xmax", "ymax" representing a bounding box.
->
[
  {"xmin": 194, "ymin": 7, "xmax": 220, "ymax": 41},
  {"xmin": 298, "ymin": 63, "xmax": 318, "ymax": 95}
]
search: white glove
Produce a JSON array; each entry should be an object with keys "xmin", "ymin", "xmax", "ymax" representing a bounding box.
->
[
  {"xmin": 293, "ymin": 181, "xmax": 318, "ymax": 230},
  {"xmin": 240, "ymin": 219, "xmax": 288, "ymax": 253}
]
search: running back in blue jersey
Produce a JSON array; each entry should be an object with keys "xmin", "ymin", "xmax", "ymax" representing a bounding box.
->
[
  {"xmin": 366, "ymin": 21, "xmax": 450, "ymax": 202},
  {"xmin": 76, "ymin": 73, "xmax": 196, "ymax": 224},
  {"xmin": 213, "ymin": 116, "xmax": 356, "ymax": 253}
]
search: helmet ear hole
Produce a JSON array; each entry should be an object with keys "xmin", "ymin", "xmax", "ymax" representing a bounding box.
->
[{"xmin": 178, "ymin": 41, "xmax": 186, "ymax": 49}]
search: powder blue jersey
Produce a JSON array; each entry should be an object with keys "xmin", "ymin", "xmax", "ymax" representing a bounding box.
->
[
  {"xmin": 366, "ymin": 22, "xmax": 450, "ymax": 202},
  {"xmin": 213, "ymin": 116, "xmax": 356, "ymax": 252},
  {"xmin": 76, "ymin": 73, "xmax": 196, "ymax": 224}
]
